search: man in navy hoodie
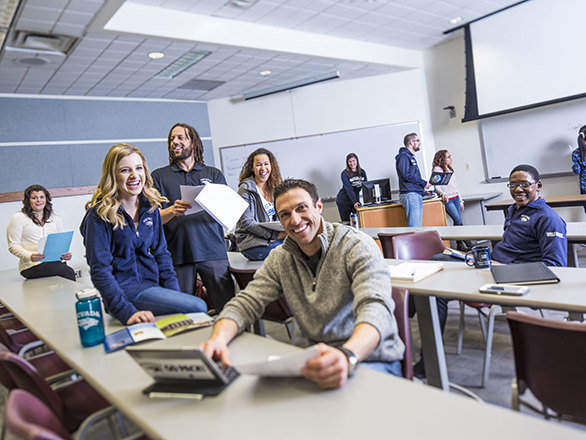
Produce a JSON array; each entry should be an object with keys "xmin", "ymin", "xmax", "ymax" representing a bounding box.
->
[{"xmin": 395, "ymin": 133, "xmax": 431, "ymax": 227}]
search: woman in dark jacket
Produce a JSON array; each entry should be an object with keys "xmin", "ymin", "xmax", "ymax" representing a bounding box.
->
[
  {"xmin": 336, "ymin": 153, "xmax": 367, "ymax": 222},
  {"xmin": 572, "ymin": 125, "xmax": 586, "ymax": 213},
  {"xmin": 80, "ymin": 143, "xmax": 206, "ymax": 325},
  {"xmin": 235, "ymin": 148, "xmax": 286, "ymax": 261}
]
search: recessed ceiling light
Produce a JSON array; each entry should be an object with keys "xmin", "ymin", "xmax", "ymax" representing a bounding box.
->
[
  {"xmin": 226, "ymin": 0, "xmax": 260, "ymax": 9},
  {"xmin": 148, "ymin": 52, "xmax": 165, "ymax": 60},
  {"xmin": 154, "ymin": 50, "xmax": 211, "ymax": 79},
  {"xmin": 259, "ymin": 70, "xmax": 271, "ymax": 76},
  {"xmin": 449, "ymin": 17, "xmax": 463, "ymax": 25}
]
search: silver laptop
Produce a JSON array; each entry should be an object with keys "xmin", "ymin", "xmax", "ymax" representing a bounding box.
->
[{"xmin": 126, "ymin": 346, "xmax": 239, "ymax": 398}]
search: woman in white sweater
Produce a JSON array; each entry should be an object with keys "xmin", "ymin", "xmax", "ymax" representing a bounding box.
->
[
  {"xmin": 6, "ymin": 185, "xmax": 75, "ymax": 281},
  {"xmin": 432, "ymin": 150, "xmax": 472, "ymax": 251}
]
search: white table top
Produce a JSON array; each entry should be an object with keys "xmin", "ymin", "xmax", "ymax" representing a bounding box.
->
[
  {"xmin": 1, "ymin": 269, "xmax": 585, "ymax": 439},
  {"xmin": 460, "ymin": 192, "xmax": 502, "ymax": 202},
  {"xmin": 360, "ymin": 222, "xmax": 586, "ymax": 243}
]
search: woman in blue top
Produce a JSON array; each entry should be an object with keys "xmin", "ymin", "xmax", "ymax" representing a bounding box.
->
[
  {"xmin": 235, "ymin": 148, "xmax": 286, "ymax": 261},
  {"xmin": 572, "ymin": 125, "xmax": 586, "ymax": 213},
  {"xmin": 336, "ymin": 153, "xmax": 367, "ymax": 222},
  {"xmin": 80, "ymin": 143, "xmax": 207, "ymax": 325}
]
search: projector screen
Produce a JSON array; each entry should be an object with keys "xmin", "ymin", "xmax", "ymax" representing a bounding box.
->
[{"xmin": 464, "ymin": 0, "xmax": 586, "ymax": 121}]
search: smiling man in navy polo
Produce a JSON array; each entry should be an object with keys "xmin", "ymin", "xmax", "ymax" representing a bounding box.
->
[{"xmin": 492, "ymin": 164, "xmax": 567, "ymax": 267}]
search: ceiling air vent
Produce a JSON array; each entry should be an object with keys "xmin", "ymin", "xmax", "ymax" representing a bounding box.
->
[
  {"xmin": 178, "ymin": 79, "xmax": 224, "ymax": 91},
  {"xmin": 11, "ymin": 31, "xmax": 76, "ymax": 53}
]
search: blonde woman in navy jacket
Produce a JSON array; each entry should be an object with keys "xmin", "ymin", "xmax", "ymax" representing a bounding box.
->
[{"xmin": 80, "ymin": 143, "xmax": 206, "ymax": 325}]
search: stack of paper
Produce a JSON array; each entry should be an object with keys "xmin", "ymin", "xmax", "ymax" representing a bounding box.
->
[
  {"xmin": 180, "ymin": 184, "xmax": 248, "ymax": 230},
  {"xmin": 389, "ymin": 262, "xmax": 444, "ymax": 283}
]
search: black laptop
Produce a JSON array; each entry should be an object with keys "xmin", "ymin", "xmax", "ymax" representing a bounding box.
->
[{"xmin": 126, "ymin": 346, "xmax": 239, "ymax": 398}]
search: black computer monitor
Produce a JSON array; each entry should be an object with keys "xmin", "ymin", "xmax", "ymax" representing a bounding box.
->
[{"xmin": 362, "ymin": 178, "xmax": 392, "ymax": 205}]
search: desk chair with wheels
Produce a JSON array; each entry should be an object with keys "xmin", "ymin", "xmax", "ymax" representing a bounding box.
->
[
  {"xmin": 506, "ymin": 311, "xmax": 586, "ymax": 424},
  {"xmin": 392, "ymin": 230, "xmax": 498, "ymax": 388},
  {"xmin": 228, "ymin": 267, "xmax": 296, "ymax": 345}
]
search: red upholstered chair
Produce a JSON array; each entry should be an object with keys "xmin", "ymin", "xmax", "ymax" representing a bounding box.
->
[
  {"xmin": 0, "ymin": 319, "xmax": 44, "ymax": 356},
  {"xmin": 391, "ymin": 287, "xmax": 413, "ymax": 380},
  {"xmin": 506, "ymin": 311, "xmax": 586, "ymax": 424},
  {"xmin": 378, "ymin": 232, "xmax": 420, "ymax": 260},
  {"xmin": 229, "ymin": 267, "xmax": 296, "ymax": 344},
  {"xmin": 392, "ymin": 230, "xmax": 498, "ymax": 387},
  {"xmin": 4, "ymin": 389, "xmax": 75, "ymax": 440},
  {"xmin": 0, "ymin": 350, "xmax": 112, "ymax": 433}
]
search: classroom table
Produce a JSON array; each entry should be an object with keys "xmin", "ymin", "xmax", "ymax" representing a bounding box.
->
[
  {"xmin": 485, "ymin": 194, "xmax": 586, "ymax": 215},
  {"xmin": 460, "ymin": 192, "xmax": 502, "ymax": 225},
  {"xmin": 1, "ymin": 270, "xmax": 585, "ymax": 440},
  {"xmin": 389, "ymin": 261, "xmax": 586, "ymax": 391}
]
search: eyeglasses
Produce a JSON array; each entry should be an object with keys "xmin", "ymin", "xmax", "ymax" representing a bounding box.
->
[{"xmin": 507, "ymin": 182, "xmax": 536, "ymax": 189}]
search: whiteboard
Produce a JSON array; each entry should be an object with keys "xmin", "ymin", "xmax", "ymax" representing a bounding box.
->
[
  {"xmin": 481, "ymin": 98, "xmax": 586, "ymax": 181},
  {"xmin": 220, "ymin": 121, "xmax": 422, "ymax": 199}
]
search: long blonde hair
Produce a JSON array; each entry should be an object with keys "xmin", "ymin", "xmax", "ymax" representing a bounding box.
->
[{"xmin": 86, "ymin": 143, "xmax": 166, "ymax": 229}]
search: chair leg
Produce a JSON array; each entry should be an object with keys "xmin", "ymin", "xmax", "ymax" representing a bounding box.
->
[
  {"xmin": 511, "ymin": 377, "xmax": 520, "ymax": 411},
  {"xmin": 253, "ymin": 319, "xmax": 266, "ymax": 337},
  {"xmin": 291, "ymin": 319, "xmax": 296, "ymax": 346},
  {"xmin": 457, "ymin": 301, "xmax": 465, "ymax": 355},
  {"xmin": 478, "ymin": 311, "xmax": 488, "ymax": 342},
  {"xmin": 481, "ymin": 305, "xmax": 497, "ymax": 388}
]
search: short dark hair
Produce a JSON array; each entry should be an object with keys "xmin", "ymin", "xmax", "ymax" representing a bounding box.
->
[
  {"xmin": 510, "ymin": 164, "xmax": 540, "ymax": 182},
  {"xmin": 403, "ymin": 133, "xmax": 418, "ymax": 146},
  {"xmin": 274, "ymin": 179, "xmax": 319, "ymax": 209}
]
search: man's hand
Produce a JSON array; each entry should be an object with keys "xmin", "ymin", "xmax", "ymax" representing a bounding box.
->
[
  {"xmin": 301, "ymin": 343, "xmax": 349, "ymax": 389},
  {"xmin": 199, "ymin": 319, "xmax": 239, "ymax": 366},
  {"xmin": 172, "ymin": 200, "xmax": 192, "ymax": 216},
  {"xmin": 126, "ymin": 310, "xmax": 155, "ymax": 325},
  {"xmin": 424, "ymin": 182, "xmax": 432, "ymax": 189}
]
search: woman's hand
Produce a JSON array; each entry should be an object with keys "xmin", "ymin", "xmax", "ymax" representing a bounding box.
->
[
  {"xmin": 61, "ymin": 252, "xmax": 72, "ymax": 261},
  {"xmin": 460, "ymin": 203, "xmax": 465, "ymax": 212},
  {"xmin": 30, "ymin": 253, "xmax": 45, "ymax": 262},
  {"xmin": 126, "ymin": 311, "xmax": 155, "ymax": 325},
  {"xmin": 442, "ymin": 194, "xmax": 449, "ymax": 203}
]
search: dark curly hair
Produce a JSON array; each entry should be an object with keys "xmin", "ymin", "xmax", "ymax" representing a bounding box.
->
[
  {"xmin": 432, "ymin": 150, "xmax": 454, "ymax": 172},
  {"xmin": 167, "ymin": 123, "xmax": 205, "ymax": 165},
  {"xmin": 238, "ymin": 148, "xmax": 282, "ymax": 200},
  {"xmin": 22, "ymin": 185, "xmax": 53, "ymax": 226}
]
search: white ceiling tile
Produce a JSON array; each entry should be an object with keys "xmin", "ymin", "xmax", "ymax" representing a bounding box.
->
[
  {"xmin": 14, "ymin": 18, "xmax": 54, "ymax": 33},
  {"xmin": 26, "ymin": 0, "xmax": 69, "ymax": 7},
  {"xmin": 19, "ymin": 6, "xmax": 63, "ymax": 21},
  {"xmin": 52, "ymin": 23, "xmax": 86, "ymax": 37},
  {"xmin": 67, "ymin": 0, "xmax": 106, "ymax": 14}
]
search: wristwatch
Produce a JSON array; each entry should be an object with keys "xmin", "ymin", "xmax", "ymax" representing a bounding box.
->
[{"xmin": 339, "ymin": 347, "xmax": 359, "ymax": 378}]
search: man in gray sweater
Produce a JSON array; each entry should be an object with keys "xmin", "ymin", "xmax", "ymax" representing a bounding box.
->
[{"xmin": 201, "ymin": 179, "xmax": 404, "ymax": 389}]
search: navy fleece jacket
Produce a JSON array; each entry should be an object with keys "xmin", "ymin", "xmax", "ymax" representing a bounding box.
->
[{"xmin": 80, "ymin": 198, "xmax": 180, "ymax": 323}]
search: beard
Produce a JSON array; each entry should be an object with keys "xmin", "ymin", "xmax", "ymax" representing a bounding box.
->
[{"xmin": 172, "ymin": 144, "xmax": 194, "ymax": 161}]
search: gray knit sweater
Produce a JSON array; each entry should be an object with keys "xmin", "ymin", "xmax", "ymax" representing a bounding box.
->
[{"xmin": 219, "ymin": 218, "xmax": 405, "ymax": 363}]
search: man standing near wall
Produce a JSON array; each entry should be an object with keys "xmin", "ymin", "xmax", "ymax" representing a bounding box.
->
[
  {"xmin": 152, "ymin": 123, "xmax": 234, "ymax": 312},
  {"xmin": 395, "ymin": 133, "xmax": 430, "ymax": 227}
]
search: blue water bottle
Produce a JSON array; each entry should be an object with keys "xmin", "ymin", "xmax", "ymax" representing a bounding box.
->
[{"xmin": 75, "ymin": 288, "xmax": 105, "ymax": 347}]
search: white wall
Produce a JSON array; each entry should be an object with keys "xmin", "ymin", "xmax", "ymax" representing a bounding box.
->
[
  {"xmin": 208, "ymin": 68, "xmax": 437, "ymax": 221},
  {"xmin": 1, "ymin": 195, "xmax": 92, "ymax": 282},
  {"xmin": 423, "ymin": 34, "xmax": 586, "ymax": 225}
]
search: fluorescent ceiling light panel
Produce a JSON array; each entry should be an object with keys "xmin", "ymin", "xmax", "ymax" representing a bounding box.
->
[{"xmin": 154, "ymin": 50, "xmax": 210, "ymax": 78}]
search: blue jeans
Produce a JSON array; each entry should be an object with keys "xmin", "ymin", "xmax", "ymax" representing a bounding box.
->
[
  {"xmin": 126, "ymin": 286, "xmax": 208, "ymax": 316},
  {"xmin": 444, "ymin": 196, "xmax": 463, "ymax": 226},
  {"xmin": 400, "ymin": 192, "xmax": 423, "ymax": 227},
  {"xmin": 362, "ymin": 360, "xmax": 403, "ymax": 378},
  {"xmin": 241, "ymin": 239, "xmax": 285, "ymax": 261}
]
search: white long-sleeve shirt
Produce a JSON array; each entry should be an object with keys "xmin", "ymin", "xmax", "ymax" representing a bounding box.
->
[
  {"xmin": 432, "ymin": 166, "xmax": 464, "ymax": 207},
  {"xmin": 6, "ymin": 212, "xmax": 64, "ymax": 273}
]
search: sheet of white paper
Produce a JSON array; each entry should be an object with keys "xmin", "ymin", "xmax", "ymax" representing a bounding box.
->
[
  {"xmin": 38, "ymin": 231, "xmax": 74, "ymax": 262},
  {"xmin": 180, "ymin": 185, "xmax": 205, "ymax": 215},
  {"xmin": 195, "ymin": 184, "xmax": 248, "ymax": 230},
  {"xmin": 232, "ymin": 345, "xmax": 320, "ymax": 377},
  {"xmin": 259, "ymin": 221, "xmax": 284, "ymax": 232}
]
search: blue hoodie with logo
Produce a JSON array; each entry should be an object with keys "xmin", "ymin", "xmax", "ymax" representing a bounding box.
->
[
  {"xmin": 492, "ymin": 198, "xmax": 567, "ymax": 267},
  {"xmin": 80, "ymin": 197, "xmax": 180, "ymax": 323},
  {"xmin": 395, "ymin": 147, "xmax": 427, "ymax": 194}
]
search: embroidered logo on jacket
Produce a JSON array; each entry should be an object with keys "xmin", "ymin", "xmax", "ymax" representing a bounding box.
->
[
  {"xmin": 546, "ymin": 231, "xmax": 565, "ymax": 239},
  {"xmin": 143, "ymin": 217, "xmax": 153, "ymax": 227},
  {"xmin": 520, "ymin": 215, "xmax": 530, "ymax": 222},
  {"xmin": 200, "ymin": 178, "xmax": 212, "ymax": 185}
]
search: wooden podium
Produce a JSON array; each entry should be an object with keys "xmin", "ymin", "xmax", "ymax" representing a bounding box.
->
[{"xmin": 357, "ymin": 198, "xmax": 447, "ymax": 228}]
